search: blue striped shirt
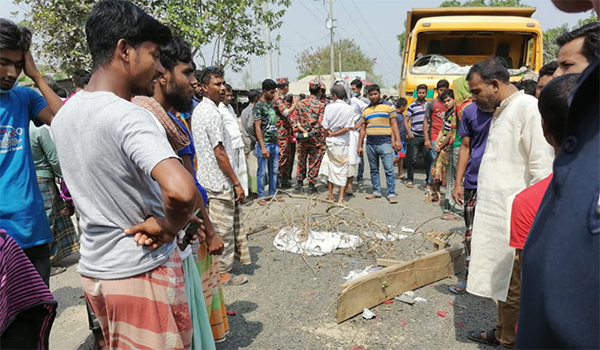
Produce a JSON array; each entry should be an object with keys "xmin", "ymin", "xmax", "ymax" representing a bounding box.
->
[{"xmin": 406, "ymin": 100, "xmax": 427, "ymax": 136}]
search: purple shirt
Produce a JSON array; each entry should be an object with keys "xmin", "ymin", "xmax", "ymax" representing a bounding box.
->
[{"xmin": 458, "ymin": 103, "xmax": 493, "ymax": 189}]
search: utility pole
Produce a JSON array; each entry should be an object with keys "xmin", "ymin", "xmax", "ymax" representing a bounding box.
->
[
  {"xmin": 262, "ymin": 2, "xmax": 273, "ymax": 79},
  {"xmin": 339, "ymin": 52, "xmax": 342, "ymax": 75},
  {"xmin": 326, "ymin": 0, "xmax": 335, "ymax": 83}
]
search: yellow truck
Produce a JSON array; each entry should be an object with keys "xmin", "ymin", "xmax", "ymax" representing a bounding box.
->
[{"xmin": 399, "ymin": 7, "xmax": 543, "ymax": 102}]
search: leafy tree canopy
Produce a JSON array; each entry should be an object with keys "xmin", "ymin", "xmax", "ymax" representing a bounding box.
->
[{"xmin": 14, "ymin": 0, "xmax": 291, "ymax": 74}]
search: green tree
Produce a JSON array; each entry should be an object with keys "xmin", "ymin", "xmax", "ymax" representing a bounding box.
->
[
  {"xmin": 14, "ymin": 0, "xmax": 291, "ymax": 74},
  {"xmin": 542, "ymin": 11, "xmax": 596, "ymax": 64},
  {"xmin": 295, "ymin": 39, "xmax": 376, "ymax": 80}
]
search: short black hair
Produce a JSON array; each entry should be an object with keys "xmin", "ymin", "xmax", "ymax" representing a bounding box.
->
[
  {"xmin": 299, "ymin": 93, "xmax": 306, "ymax": 100},
  {"xmin": 85, "ymin": 0, "xmax": 172, "ymax": 71},
  {"xmin": 395, "ymin": 97, "xmax": 407, "ymax": 108},
  {"xmin": 331, "ymin": 84, "xmax": 347, "ymax": 100},
  {"xmin": 556, "ymin": 22, "xmax": 600, "ymax": 63},
  {"xmin": 262, "ymin": 78, "xmax": 276, "ymax": 91},
  {"xmin": 416, "ymin": 83, "xmax": 428, "ymax": 91},
  {"xmin": 277, "ymin": 82, "xmax": 289, "ymax": 89},
  {"xmin": 284, "ymin": 94, "xmax": 294, "ymax": 104},
  {"xmin": 436, "ymin": 79, "xmax": 450, "ymax": 90},
  {"xmin": 350, "ymin": 78, "xmax": 363, "ymax": 89},
  {"xmin": 194, "ymin": 69, "xmax": 203, "ymax": 83},
  {"xmin": 539, "ymin": 61, "xmax": 558, "ymax": 78},
  {"xmin": 440, "ymin": 89, "xmax": 455, "ymax": 100},
  {"xmin": 309, "ymin": 85, "xmax": 320, "ymax": 95},
  {"xmin": 159, "ymin": 36, "xmax": 192, "ymax": 72},
  {"xmin": 366, "ymin": 84, "xmax": 380, "ymax": 93},
  {"xmin": 56, "ymin": 87, "xmax": 68, "ymax": 98},
  {"xmin": 247, "ymin": 89, "xmax": 260, "ymax": 103},
  {"xmin": 520, "ymin": 79, "xmax": 537, "ymax": 96},
  {"xmin": 72, "ymin": 69, "xmax": 91, "ymax": 88},
  {"xmin": 225, "ymin": 83, "xmax": 233, "ymax": 92},
  {"xmin": 0, "ymin": 18, "xmax": 32, "ymax": 52},
  {"xmin": 44, "ymin": 75, "xmax": 60, "ymax": 93},
  {"xmin": 467, "ymin": 57, "xmax": 510, "ymax": 84},
  {"xmin": 538, "ymin": 73, "xmax": 580, "ymax": 146},
  {"xmin": 200, "ymin": 66, "xmax": 224, "ymax": 85}
]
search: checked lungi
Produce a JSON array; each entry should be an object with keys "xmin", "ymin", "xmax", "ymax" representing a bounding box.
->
[
  {"xmin": 206, "ymin": 188, "xmax": 251, "ymax": 273},
  {"xmin": 81, "ymin": 249, "xmax": 193, "ymax": 350},
  {"xmin": 318, "ymin": 140, "xmax": 349, "ymax": 187},
  {"xmin": 38, "ymin": 177, "xmax": 79, "ymax": 263},
  {"xmin": 463, "ymin": 188, "xmax": 478, "ymax": 275}
]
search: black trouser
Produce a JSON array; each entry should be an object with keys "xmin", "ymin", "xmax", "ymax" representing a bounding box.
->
[
  {"xmin": 23, "ymin": 243, "xmax": 51, "ymax": 287},
  {"xmin": 406, "ymin": 135, "xmax": 426, "ymax": 183}
]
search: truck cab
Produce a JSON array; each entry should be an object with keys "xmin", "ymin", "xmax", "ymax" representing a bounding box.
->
[{"xmin": 400, "ymin": 7, "xmax": 543, "ymax": 102}]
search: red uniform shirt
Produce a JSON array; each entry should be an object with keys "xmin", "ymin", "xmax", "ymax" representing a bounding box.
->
[
  {"xmin": 510, "ymin": 174, "xmax": 553, "ymax": 250},
  {"xmin": 430, "ymin": 99, "xmax": 447, "ymax": 141}
]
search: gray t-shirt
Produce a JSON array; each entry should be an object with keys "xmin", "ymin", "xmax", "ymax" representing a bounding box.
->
[{"xmin": 52, "ymin": 91, "xmax": 178, "ymax": 279}]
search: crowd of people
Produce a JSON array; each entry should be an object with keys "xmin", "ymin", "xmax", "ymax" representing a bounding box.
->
[{"xmin": 0, "ymin": 0, "xmax": 598, "ymax": 349}]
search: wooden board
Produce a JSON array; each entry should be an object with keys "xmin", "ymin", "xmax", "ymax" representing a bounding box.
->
[
  {"xmin": 336, "ymin": 247, "xmax": 463, "ymax": 323},
  {"xmin": 375, "ymin": 258, "xmax": 404, "ymax": 267}
]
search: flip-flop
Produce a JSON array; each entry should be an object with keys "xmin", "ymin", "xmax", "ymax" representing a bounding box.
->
[
  {"xmin": 388, "ymin": 197, "xmax": 398, "ymax": 204},
  {"xmin": 466, "ymin": 329, "xmax": 500, "ymax": 346},
  {"xmin": 442, "ymin": 213, "xmax": 462, "ymax": 221},
  {"xmin": 51, "ymin": 266, "xmax": 67, "ymax": 276},
  {"xmin": 345, "ymin": 189, "xmax": 354, "ymax": 196},
  {"xmin": 405, "ymin": 182, "xmax": 414, "ymax": 188},
  {"xmin": 274, "ymin": 197, "xmax": 285, "ymax": 202},
  {"xmin": 258, "ymin": 199, "xmax": 268, "ymax": 206},
  {"xmin": 449, "ymin": 282, "xmax": 467, "ymax": 294},
  {"xmin": 224, "ymin": 275, "xmax": 248, "ymax": 286},
  {"xmin": 365, "ymin": 194, "xmax": 382, "ymax": 200}
]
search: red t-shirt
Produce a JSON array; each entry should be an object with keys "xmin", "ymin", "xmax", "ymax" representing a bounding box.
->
[
  {"xmin": 509, "ymin": 174, "xmax": 553, "ymax": 250},
  {"xmin": 430, "ymin": 99, "xmax": 446, "ymax": 141}
]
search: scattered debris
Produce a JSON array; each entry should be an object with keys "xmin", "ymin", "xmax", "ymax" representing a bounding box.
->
[
  {"xmin": 399, "ymin": 319, "xmax": 408, "ymax": 327},
  {"xmin": 414, "ymin": 297, "xmax": 428, "ymax": 303},
  {"xmin": 226, "ymin": 311, "xmax": 237, "ymax": 316},
  {"xmin": 395, "ymin": 292, "xmax": 415, "ymax": 305},
  {"xmin": 343, "ymin": 265, "xmax": 383, "ymax": 281},
  {"xmin": 437, "ymin": 311, "xmax": 448, "ymax": 318},
  {"xmin": 273, "ymin": 227, "xmax": 361, "ymax": 256},
  {"xmin": 400, "ymin": 226, "xmax": 415, "ymax": 233},
  {"xmin": 363, "ymin": 231, "xmax": 408, "ymax": 241},
  {"xmin": 455, "ymin": 321, "xmax": 465, "ymax": 328},
  {"xmin": 362, "ymin": 308, "xmax": 376, "ymax": 319},
  {"xmin": 383, "ymin": 300, "xmax": 394, "ymax": 304}
]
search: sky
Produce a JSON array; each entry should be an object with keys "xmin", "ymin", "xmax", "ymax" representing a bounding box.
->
[{"xmin": 0, "ymin": 0, "xmax": 594, "ymax": 87}]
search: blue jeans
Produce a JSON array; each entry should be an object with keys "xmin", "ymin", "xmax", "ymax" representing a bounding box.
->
[
  {"xmin": 357, "ymin": 153, "xmax": 365, "ymax": 181},
  {"xmin": 366, "ymin": 143, "xmax": 396, "ymax": 197},
  {"xmin": 256, "ymin": 142, "xmax": 279, "ymax": 198}
]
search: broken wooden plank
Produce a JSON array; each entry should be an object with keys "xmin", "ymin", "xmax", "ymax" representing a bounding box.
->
[
  {"xmin": 375, "ymin": 258, "xmax": 404, "ymax": 267},
  {"xmin": 336, "ymin": 247, "xmax": 463, "ymax": 323},
  {"xmin": 423, "ymin": 232, "xmax": 451, "ymax": 250}
]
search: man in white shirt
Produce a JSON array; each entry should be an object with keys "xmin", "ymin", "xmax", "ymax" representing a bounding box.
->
[
  {"xmin": 192, "ymin": 68, "xmax": 250, "ymax": 286},
  {"xmin": 219, "ymin": 84, "xmax": 248, "ymax": 196},
  {"xmin": 318, "ymin": 84, "xmax": 355, "ymax": 203},
  {"xmin": 464, "ymin": 58, "xmax": 553, "ymax": 349}
]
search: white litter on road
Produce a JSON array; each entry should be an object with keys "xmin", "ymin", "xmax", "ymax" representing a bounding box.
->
[
  {"xmin": 362, "ymin": 308, "xmax": 376, "ymax": 319},
  {"xmin": 363, "ymin": 231, "xmax": 408, "ymax": 241},
  {"xmin": 343, "ymin": 265, "xmax": 383, "ymax": 281},
  {"xmin": 273, "ymin": 227, "xmax": 362, "ymax": 256},
  {"xmin": 400, "ymin": 226, "xmax": 415, "ymax": 233}
]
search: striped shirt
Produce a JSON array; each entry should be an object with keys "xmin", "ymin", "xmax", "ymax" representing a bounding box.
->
[
  {"xmin": 362, "ymin": 100, "xmax": 396, "ymax": 145},
  {"xmin": 406, "ymin": 100, "xmax": 427, "ymax": 136}
]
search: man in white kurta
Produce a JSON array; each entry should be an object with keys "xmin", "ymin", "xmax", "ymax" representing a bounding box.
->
[
  {"xmin": 464, "ymin": 58, "xmax": 554, "ymax": 349},
  {"xmin": 219, "ymin": 85, "xmax": 248, "ymax": 196}
]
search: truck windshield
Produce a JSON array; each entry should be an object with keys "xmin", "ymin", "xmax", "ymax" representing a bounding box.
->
[{"xmin": 409, "ymin": 31, "xmax": 538, "ymax": 75}]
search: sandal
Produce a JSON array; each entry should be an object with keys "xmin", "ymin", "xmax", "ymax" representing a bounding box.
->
[
  {"xmin": 345, "ymin": 188, "xmax": 354, "ymax": 196},
  {"xmin": 51, "ymin": 266, "xmax": 67, "ymax": 276},
  {"xmin": 223, "ymin": 275, "xmax": 248, "ymax": 286},
  {"xmin": 405, "ymin": 182, "xmax": 414, "ymax": 188},
  {"xmin": 365, "ymin": 194, "xmax": 382, "ymax": 200},
  {"xmin": 274, "ymin": 197, "xmax": 284, "ymax": 202},
  {"xmin": 388, "ymin": 197, "xmax": 398, "ymax": 204},
  {"xmin": 258, "ymin": 199, "xmax": 268, "ymax": 206},
  {"xmin": 441, "ymin": 213, "xmax": 462, "ymax": 221},
  {"xmin": 449, "ymin": 281, "xmax": 467, "ymax": 294},
  {"xmin": 466, "ymin": 329, "xmax": 500, "ymax": 346}
]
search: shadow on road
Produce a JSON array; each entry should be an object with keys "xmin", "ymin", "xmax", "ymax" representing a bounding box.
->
[{"xmin": 217, "ymin": 300, "xmax": 263, "ymax": 350}]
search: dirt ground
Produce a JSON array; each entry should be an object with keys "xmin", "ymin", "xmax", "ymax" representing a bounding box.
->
[{"xmin": 49, "ymin": 166, "xmax": 498, "ymax": 350}]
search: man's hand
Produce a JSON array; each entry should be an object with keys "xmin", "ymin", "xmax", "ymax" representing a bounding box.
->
[
  {"xmin": 357, "ymin": 145, "xmax": 363, "ymax": 156},
  {"xmin": 234, "ymin": 184, "xmax": 245, "ymax": 202},
  {"xmin": 424, "ymin": 140, "xmax": 432, "ymax": 150},
  {"xmin": 206, "ymin": 232, "xmax": 225, "ymax": 255},
  {"xmin": 406, "ymin": 132, "xmax": 415, "ymax": 140},
  {"xmin": 261, "ymin": 147, "xmax": 269, "ymax": 158},
  {"xmin": 23, "ymin": 51, "xmax": 42, "ymax": 80},
  {"xmin": 293, "ymin": 96, "xmax": 299, "ymax": 105},
  {"xmin": 435, "ymin": 142, "xmax": 442, "ymax": 153},
  {"xmin": 392, "ymin": 140, "xmax": 402, "ymax": 152},
  {"xmin": 125, "ymin": 216, "xmax": 180, "ymax": 250},
  {"xmin": 453, "ymin": 186, "xmax": 464, "ymax": 206}
]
